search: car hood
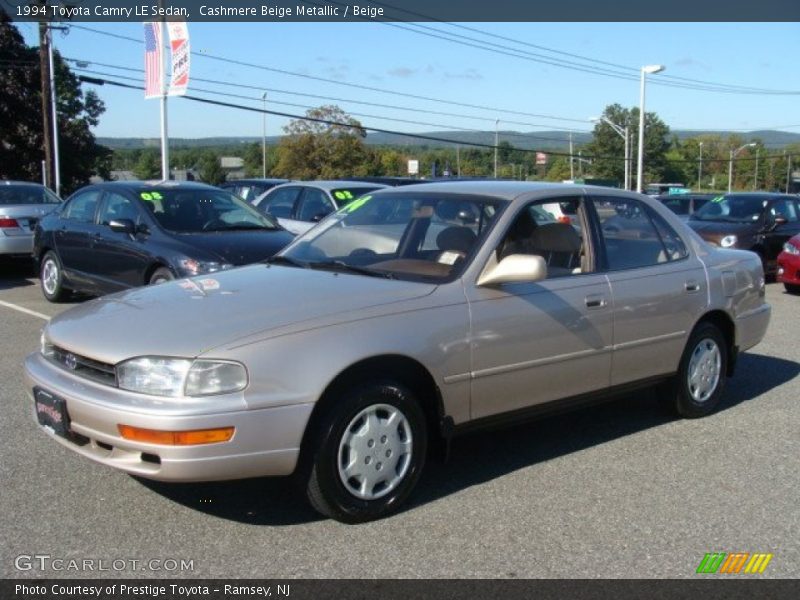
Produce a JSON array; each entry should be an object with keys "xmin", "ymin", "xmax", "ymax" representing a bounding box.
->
[
  {"xmin": 687, "ymin": 220, "xmax": 759, "ymax": 237},
  {"xmin": 44, "ymin": 264, "xmax": 437, "ymax": 364},
  {"xmin": 170, "ymin": 230, "xmax": 295, "ymax": 265}
]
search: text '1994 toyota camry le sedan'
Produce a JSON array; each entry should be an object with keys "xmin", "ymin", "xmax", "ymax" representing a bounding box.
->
[{"xmin": 24, "ymin": 182, "xmax": 771, "ymax": 522}]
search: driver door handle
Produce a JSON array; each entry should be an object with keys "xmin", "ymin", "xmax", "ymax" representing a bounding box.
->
[
  {"xmin": 585, "ymin": 294, "xmax": 606, "ymax": 309},
  {"xmin": 685, "ymin": 280, "xmax": 700, "ymax": 293}
]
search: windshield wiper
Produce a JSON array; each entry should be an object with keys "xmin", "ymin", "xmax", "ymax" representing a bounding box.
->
[
  {"xmin": 308, "ymin": 260, "xmax": 395, "ymax": 279},
  {"xmin": 265, "ymin": 255, "xmax": 309, "ymax": 269}
]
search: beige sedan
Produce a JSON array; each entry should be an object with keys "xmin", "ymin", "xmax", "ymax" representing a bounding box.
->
[{"xmin": 25, "ymin": 182, "xmax": 770, "ymax": 522}]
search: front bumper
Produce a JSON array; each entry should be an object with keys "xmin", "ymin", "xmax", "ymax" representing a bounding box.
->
[
  {"xmin": 24, "ymin": 352, "xmax": 314, "ymax": 482},
  {"xmin": 777, "ymin": 253, "xmax": 800, "ymax": 286}
]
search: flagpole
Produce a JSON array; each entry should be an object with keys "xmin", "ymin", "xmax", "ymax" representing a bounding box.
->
[{"xmin": 159, "ymin": 19, "xmax": 169, "ymax": 180}]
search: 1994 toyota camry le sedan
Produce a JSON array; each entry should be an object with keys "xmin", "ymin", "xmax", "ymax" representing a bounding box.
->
[{"xmin": 24, "ymin": 182, "xmax": 771, "ymax": 522}]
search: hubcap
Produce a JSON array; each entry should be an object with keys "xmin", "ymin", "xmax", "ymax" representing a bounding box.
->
[
  {"xmin": 337, "ymin": 403, "xmax": 413, "ymax": 500},
  {"xmin": 687, "ymin": 338, "xmax": 721, "ymax": 403},
  {"xmin": 42, "ymin": 259, "xmax": 58, "ymax": 295}
]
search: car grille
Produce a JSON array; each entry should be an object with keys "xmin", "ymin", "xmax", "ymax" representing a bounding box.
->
[{"xmin": 50, "ymin": 346, "xmax": 117, "ymax": 386}]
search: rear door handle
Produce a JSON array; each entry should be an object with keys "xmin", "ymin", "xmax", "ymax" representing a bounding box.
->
[
  {"xmin": 585, "ymin": 294, "xmax": 606, "ymax": 309},
  {"xmin": 685, "ymin": 280, "xmax": 700, "ymax": 293}
]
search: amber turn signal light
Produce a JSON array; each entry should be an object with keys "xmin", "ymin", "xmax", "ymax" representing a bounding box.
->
[{"xmin": 118, "ymin": 424, "xmax": 234, "ymax": 445}]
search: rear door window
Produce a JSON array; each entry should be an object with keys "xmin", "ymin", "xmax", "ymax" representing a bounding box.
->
[
  {"xmin": 64, "ymin": 190, "xmax": 101, "ymax": 223},
  {"xmin": 259, "ymin": 187, "xmax": 301, "ymax": 218}
]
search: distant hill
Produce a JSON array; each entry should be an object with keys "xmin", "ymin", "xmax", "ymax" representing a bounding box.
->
[{"xmin": 98, "ymin": 130, "xmax": 800, "ymax": 152}]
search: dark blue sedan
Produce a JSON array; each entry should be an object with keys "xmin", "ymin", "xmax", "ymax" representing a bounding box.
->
[{"xmin": 34, "ymin": 181, "xmax": 295, "ymax": 302}]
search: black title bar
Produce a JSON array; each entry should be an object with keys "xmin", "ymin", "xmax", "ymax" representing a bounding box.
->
[{"xmin": 3, "ymin": 0, "xmax": 800, "ymax": 22}]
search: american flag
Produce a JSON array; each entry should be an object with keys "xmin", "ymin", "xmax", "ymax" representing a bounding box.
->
[{"xmin": 143, "ymin": 22, "xmax": 163, "ymax": 99}]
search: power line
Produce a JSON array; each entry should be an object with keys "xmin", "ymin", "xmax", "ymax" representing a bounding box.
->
[
  {"xmin": 72, "ymin": 67, "xmax": 584, "ymax": 146},
  {"xmin": 67, "ymin": 24, "xmax": 595, "ymax": 123},
  {"xmin": 364, "ymin": 1, "xmax": 800, "ymax": 96},
  {"xmin": 78, "ymin": 74, "xmax": 800, "ymax": 165},
  {"xmin": 62, "ymin": 56, "xmax": 592, "ymax": 133}
]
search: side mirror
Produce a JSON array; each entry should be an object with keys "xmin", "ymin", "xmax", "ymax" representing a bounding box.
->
[
  {"xmin": 773, "ymin": 215, "xmax": 788, "ymax": 226},
  {"xmin": 108, "ymin": 218, "xmax": 135, "ymax": 234},
  {"xmin": 477, "ymin": 254, "xmax": 548, "ymax": 287}
]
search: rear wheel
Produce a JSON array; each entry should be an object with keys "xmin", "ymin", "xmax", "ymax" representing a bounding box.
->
[
  {"xmin": 148, "ymin": 267, "xmax": 174, "ymax": 285},
  {"xmin": 40, "ymin": 251, "xmax": 68, "ymax": 302},
  {"xmin": 305, "ymin": 381, "xmax": 427, "ymax": 523},
  {"xmin": 663, "ymin": 322, "xmax": 728, "ymax": 418},
  {"xmin": 784, "ymin": 283, "xmax": 800, "ymax": 295}
]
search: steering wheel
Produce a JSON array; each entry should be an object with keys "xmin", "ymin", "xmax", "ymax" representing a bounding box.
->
[{"xmin": 202, "ymin": 218, "xmax": 227, "ymax": 231}]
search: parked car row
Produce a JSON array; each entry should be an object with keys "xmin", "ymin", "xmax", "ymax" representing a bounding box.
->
[{"xmin": 24, "ymin": 180, "xmax": 772, "ymax": 523}]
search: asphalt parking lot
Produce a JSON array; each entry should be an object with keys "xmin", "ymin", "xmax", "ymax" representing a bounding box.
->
[{"xmin": 1, "ymin": 257, "xmax": 798, "ymax": 579}]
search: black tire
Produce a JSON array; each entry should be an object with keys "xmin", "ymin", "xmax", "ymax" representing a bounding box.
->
[
  {"xmin": 39, "ymin": 250, "xmax": 69, "ymax": 302},
  {"xmin": 784, "ymin": 283, "xmax": 800, "ymax": 295},
  {"xmin": 662, "ymin": 322, "xmax": 728, "ymax": 419},
  {"xmin": 148, "ymin": 267, "xmax": 174, "ymax": 285},
  {"xmin": 305, "ymin": 381, "xmax": 427, "ymax": 523}
]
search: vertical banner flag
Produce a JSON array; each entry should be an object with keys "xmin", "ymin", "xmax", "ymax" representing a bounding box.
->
[
  {"xmin": 143, "ymin": 22, "xmax": 163, "ymax": 99},
  {"xmin": 168, "ymin": 22, "xmax": 190, "ymax": 96}
]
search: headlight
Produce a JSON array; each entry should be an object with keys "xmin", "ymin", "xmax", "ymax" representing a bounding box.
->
[
  {"xmin": 782, "ymin": 242, "xmax": 800, "ymax": 255},
  {"xmin": 720, "ymin": 235, "xmax": 738, "ymax": 248},
  {"xmin": 40, "ymin": 332, "xmax": 54, "ymax": 358},
  {"xmin": 116, "ymin": 357, "xmax": 247, "ymax": 397},
  {"xmin": 179, "ymin": 259, "xmax": 233, "ymax": 275}
]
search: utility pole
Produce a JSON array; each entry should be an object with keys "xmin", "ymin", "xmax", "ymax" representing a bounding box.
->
[
  {"xmin": 787, "ymin": 152, "xmax": 792, "ymax": 194},
  {"xmin": 38, "ymin": 20, "xmax": 54, "ymax": 191},
  {"xmin": 262, "ymin": 92, "xmax": 267, "ymax": 178},
  {"xmin": 494, "ymin": 119, "xmax": 499, "ymax": 179},
  {"xmin": 754, "ymin": 148, "xmax": 759, "ymax": 191},
  {"xmin": 569, "ymin": 132, "xmax": 574, "ymax": 180},
  {"xmin": 697, "ymin": 142, "xmax": 703, "ymax": 191}
]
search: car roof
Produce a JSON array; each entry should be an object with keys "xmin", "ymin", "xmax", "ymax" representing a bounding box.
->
[
  {"xmin": 90, "ymin": 180, "xmax": 221, "ymax": 192},
  {"xmin": 221, "ymin": 178, "xmax": 289, "ymax": 185},
  {"xmin": 372, "ymin": 180, "xmax": 599, "ymax": 200},
  {"xmin": 277, "ymin": 180, "xmax": 390, "ymax": 191},
  {"xmin": 1, "ymin": 180, "xmax": 48, "ymax": 188}
]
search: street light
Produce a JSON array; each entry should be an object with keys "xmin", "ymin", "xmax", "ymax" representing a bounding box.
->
[
  {"xmin": 728, "ymin": 142, "xmax": 756, "ymax": 193},
  {"xmin": 697, "ymin": 141, "xmax": 704, "ymax": 191},
  {"xmin": 636, "ymin": 64, "xmax": 665, "ymax": 193},
  {"xmin": 494, "ymin": 118, "xmax": 499, "ymax": 179},
  {"xmin": 591, "ymin": 116, "xmax": 630, "ymax": 190},
  {"xmin": 261, "ymin": 92, "xmax": 267, "ymax": 178}
]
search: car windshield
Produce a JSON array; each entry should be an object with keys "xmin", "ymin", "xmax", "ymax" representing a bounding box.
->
[
  {"xmin": 280, "ymin": 193, "xmax": 502, "ymax": 281},
  {"xmin": 330, "ymin": 187, "xmax": 383, "ymax": 206},
  {"xmin": 137, "ymin": 188, "xmax": 279, "ymax": 233},
  {"xmin": 691, "ymin": 194, "xmax": 767, "ymax": 223},
  {"xmin": 0, "ymin": 185, "xmax": 60, "ymax": 205}
]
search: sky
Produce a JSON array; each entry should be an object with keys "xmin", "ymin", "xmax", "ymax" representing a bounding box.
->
[{"xmin": 16, "ymin": 21, "xmax": 800, "ymax": 143}]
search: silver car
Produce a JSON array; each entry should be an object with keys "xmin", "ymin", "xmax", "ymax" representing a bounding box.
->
[
  {"xmin": 253, "ymin": 180, "xmax": 387, "ymax": 235},
  {"xmin": 24, "ymin": 182, "xmax": 770, "ymax": 522},
  {"xmin": 0, "ymin": 181, "xmax": 61, "ymax": 256}
]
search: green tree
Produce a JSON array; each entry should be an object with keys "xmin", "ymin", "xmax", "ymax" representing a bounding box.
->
[
  {"xmin": 0, "ymin": 17, "xmax": 111, "ymax": 194},
  {"xmin": 586, "ymin": 103, "xmax": 671, "ymax": 187},
  {"xmin": 274, "ymin": 105, "xmax": 368, "ymax": 179},
  {"xmin": 133, "ymin": 150, "xmax": 161, "ymax": 180},
  {"xmin": 198, "ymin": 151, "xmax": 226, "ymax": 185}
]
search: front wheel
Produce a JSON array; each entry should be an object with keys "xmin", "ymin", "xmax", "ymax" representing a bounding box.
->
[
  {"xmin": 663, "ymin": 323, "xmax": 728, "ymax": 418},
  {"xmin": 148, "ymin": 267, "xmax": 174, "ymax": 285},
  {"xmin": 784, "ymin": 283, "xmax": 800, "ymax": 295},
  {"xmin": 40, "ymin": 251, "xmax": 69, "ymax": 302},
  {"xmin": 305, "ymin": 381, "xmax": 427, "ymax": 523}
]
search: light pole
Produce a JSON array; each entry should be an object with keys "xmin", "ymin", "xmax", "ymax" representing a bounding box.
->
[
  {"xmin": 697, "ymin": 141, "xmax": 704, "ymax": 191},
  {"xmin": 591, "ymin": 116, "xmax": 629, "ymax": 190},
  {"xmin": 728, "ymin": 142, "xmax": 756, "ymax": 193},
  {"xmin": 494, "ymin": 119, "xmax": 499, "ymax": 179},
  {"xmin": 754, "ymin": 147, "xmax": 760, "ymax": 191},
  {"xmin": 636, "ymin": 64, "xmax": 665, "ymax": 193},
  {"xmin": 261, "ymin": 92, "xmax": 267, "ymax": 178}
]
